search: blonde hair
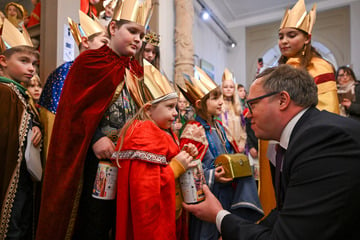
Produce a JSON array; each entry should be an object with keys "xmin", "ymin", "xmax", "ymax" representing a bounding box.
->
[
  {"xmin": 116, "ymin": 102, "xmax": 158, "ymax": 153},
  {"xmin": 221, "ymin": 79, "xmax": 242, "ymax": 116},
  {"xmin": 23, "ymin": 74, "xmax": 41, "ymax": 88}
]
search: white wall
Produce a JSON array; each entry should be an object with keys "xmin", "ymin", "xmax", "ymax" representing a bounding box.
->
[
  {"xmin": 350, "ymin": 1, "xmax": 360, "ymax": 78},
  {"xmin": 192, "ymin": 14, "xmax": 229, "ymax": 84},
  {"xmin": 158, "ymin": 0, "xmax": 175, "ymax": 81},
  {"xmin": 227, "ymin": 27, "xmax": 247, "ymax": 87}
]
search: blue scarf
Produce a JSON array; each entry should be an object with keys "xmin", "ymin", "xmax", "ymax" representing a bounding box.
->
[{"xmin": 195, "ymin": 115, "xmax": 233, "ymax": 158}]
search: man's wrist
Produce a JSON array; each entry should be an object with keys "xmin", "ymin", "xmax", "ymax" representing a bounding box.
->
[{"xmin": 216, "ymin": 209, "xmax": 231, "ymax": 233}]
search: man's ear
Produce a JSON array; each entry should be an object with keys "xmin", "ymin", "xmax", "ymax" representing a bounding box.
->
[{"xmin": 279, "ymin": 91, "xmax": 291, "ymax": 110}]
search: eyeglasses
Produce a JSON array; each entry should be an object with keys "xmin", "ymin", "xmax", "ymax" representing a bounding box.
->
[{"xmin": 246, "ymin": 91, "xmax": 279, "ymax": 114}]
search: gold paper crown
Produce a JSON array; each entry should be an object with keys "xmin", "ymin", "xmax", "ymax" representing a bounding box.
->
[
  {"xmin": 222, "ymin": 68, "xmax": 233, "ymax": 82},
  {"xmin": 178, "ymin": 66, "xmax": 218, "ymax": 105},
  {"xmin": 68, "ymin": 11, "xmax": 105, "ymax": 48},
  {"xmin": 125, "ymin": 59, "xmax": 176, "ymax": 107},
  {"xmin": 1, "ymin": 18, "xmax": 33, "ymax": 51},
  {"xmin": 125, "ymin": 68, "xmax": 144, "ymax": 107},
  {"xmin": 79, "ymin": 10, "xmax": 105, "ymax": 38},
  {"xmin": 143, "ymin": 32, "xmax": 160, "ymax": 47},
  {"xmin": 280, "ymin": 0, "xmax": 316, "ymax": 35},
  {"xmin": 113, "ymin": 0, "xmax": 152, "ymax": 28},
  {"xmin": 68, "ymin": 17, "xmax": 82, "ymax": 47},
  {"xmin": 142, "ymin": 59, "xmax": 176, "ymax": 103}
]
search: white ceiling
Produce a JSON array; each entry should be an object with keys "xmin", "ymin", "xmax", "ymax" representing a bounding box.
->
[{"xmin": 201, "ymin": 0, "xmax": 358, "ymax": 28}]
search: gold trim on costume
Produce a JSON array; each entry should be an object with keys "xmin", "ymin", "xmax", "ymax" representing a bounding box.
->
[{"xmin": 0, "ymin": 83, "xmax": 31, "ymax": 239}]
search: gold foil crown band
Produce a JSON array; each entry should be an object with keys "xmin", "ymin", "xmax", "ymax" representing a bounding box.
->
[
  {"xmin": 178, "ymin": 66, "xmax": 218, "ymax": 105},
  {"xmin": 68, "ymin": 17, "xmax": 82, "ymax": 47},
  {"xmin": 279, "ymin": 0, "xmax": 316, "ymax": 35},
  {"xmin": 143, "ymin": 32, "xmax": 160, "ymax": 47},
  {"xmin": 113, "ymin": 0, "xmax": 152, "ymax": 28},
  {"xmin": 126, "ymin": 59, "xmax": 176, "ymax": 107},
  {"xmin": 1, "ymin": 18, "xmax": 33, "ymax": 51}
]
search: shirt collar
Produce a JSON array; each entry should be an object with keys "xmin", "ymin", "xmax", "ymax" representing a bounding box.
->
[{"xmin": 279, "ymin": 108, "xmax": 308, "ymax": 150}]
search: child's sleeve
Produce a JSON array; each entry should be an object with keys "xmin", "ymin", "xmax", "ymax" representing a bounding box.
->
[{"xmin": 169, "ymin": 158, "xmax": 186, "ymax": 179}]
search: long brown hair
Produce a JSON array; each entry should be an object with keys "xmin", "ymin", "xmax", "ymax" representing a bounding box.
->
[
  {"xmin": 116, "ymin": 102, "xmax": 159, "ymax": 152},
  {"xmin": 278, "ymin": 30, "xmax": 322, "ymax": 69},
  {"xmin": 135, "ymin": 42, "xmax": 160, "ymax": 69}
]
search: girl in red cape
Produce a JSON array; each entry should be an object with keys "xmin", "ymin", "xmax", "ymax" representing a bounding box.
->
[{"xmin": 112, "ymin": 89, "xmax": 198, "ymax": 240}]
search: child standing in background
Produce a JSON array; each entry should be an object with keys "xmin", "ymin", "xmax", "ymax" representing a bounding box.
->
[
  {"xmin": 0, "ymin": 19, "xmax": 41, "ymax": 239},
  {"xmin": 221, "ymin": 68, "xmax": 246, "ymax": 153}
]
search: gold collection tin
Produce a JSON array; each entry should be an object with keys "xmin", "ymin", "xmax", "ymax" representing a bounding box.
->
[{"xmin": 215, "ymin": 153, "xmax": 252, "ymax": 179}]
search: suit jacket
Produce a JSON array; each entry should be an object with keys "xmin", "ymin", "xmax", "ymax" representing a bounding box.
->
[{"xmin": 221, "ymin": 107, "xmax": 360, "ymax": 240}]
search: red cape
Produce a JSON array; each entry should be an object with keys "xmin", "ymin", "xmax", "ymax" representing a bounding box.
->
[
  {"xmin": 80, "ymin": 0, "xmax": 98, "ymax": 16},
  {"xmin": 36, "ymin": 45, "xmax": 142, "ymax": 240},
  {"xmin": 113, "ymin": 120, "xmax": 179, "ymax": 240},
  {"xmin": 27, "ymin": 2, "xmax": 40, "ymax": 27}
]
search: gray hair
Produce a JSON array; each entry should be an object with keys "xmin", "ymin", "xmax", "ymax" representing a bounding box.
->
[{"xmin": 257, "ymin": 64, "xmax": 318, "ymax": 108}]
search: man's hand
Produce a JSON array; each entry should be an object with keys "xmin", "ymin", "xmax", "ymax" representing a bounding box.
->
[
  {"xmin": 182, "ymin": 184, "xmax": 223, "ymax": 223},
  {"xmin": 92, "ymin": 136, "xmax": 115, "ymax": 159}
]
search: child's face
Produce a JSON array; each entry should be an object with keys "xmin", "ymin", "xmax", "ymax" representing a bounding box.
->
[
  {"xmin": 88, "ymin": 32, "xmax": 109, "ymax": 50},
  {"xmin": 0, "ymin": 52, "xmax": 37, "ymax": 84},
  {"xmin": 149, "ymin": 98, "xmax": 178, "ymax": 129},
  {"xmin": 238, "ymin": 87, "xmax": 246, "ymax": 99},
  {"xmin": 27, "ymin": 79, "xmax": 42, "ymax": 101},
  {"xmin": 7, "ymin": 5, "xmax": 19, "ymax": 18},
  {"xmin": 105, "ymin": 5, "xmax": 114, "ymax": 17},
  {"xmin": 143, "ymin": 43, "xmax": 156, "ymax": 63},
  {"xmin": 206, "ymin": 92, "xmax": 223, "ymax": 117},
  {"xmin": 278, "ymin": 27, "xmax": 310, "ymax": 58},
  {"xmin": 109, "ymin": 21, "xmax": 145, "ymax": 57},
  {"xmin": 222, "ymin": 80, "xmax": 235, "ymax": 98},
  {"xmin": 177, "ymin": 96, "xmax": 187, "ymax": 111}
]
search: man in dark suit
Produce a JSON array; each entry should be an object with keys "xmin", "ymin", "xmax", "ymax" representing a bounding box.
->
[{"xmin": 183, "ymin": 64, "xmax": 360, "ymax": 239}]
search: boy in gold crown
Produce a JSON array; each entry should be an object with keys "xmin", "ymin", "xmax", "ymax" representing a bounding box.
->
[
  {"xmin": 36, "ymin": 1, "xmax": 152, "ymax": 239},
  {"xmin": 38, "ymin": 11, "xmax": 108, "ymax": 161},
  {"xmin": 0, "ymin": 19, "xmax": 41, "ymax": 239}
]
